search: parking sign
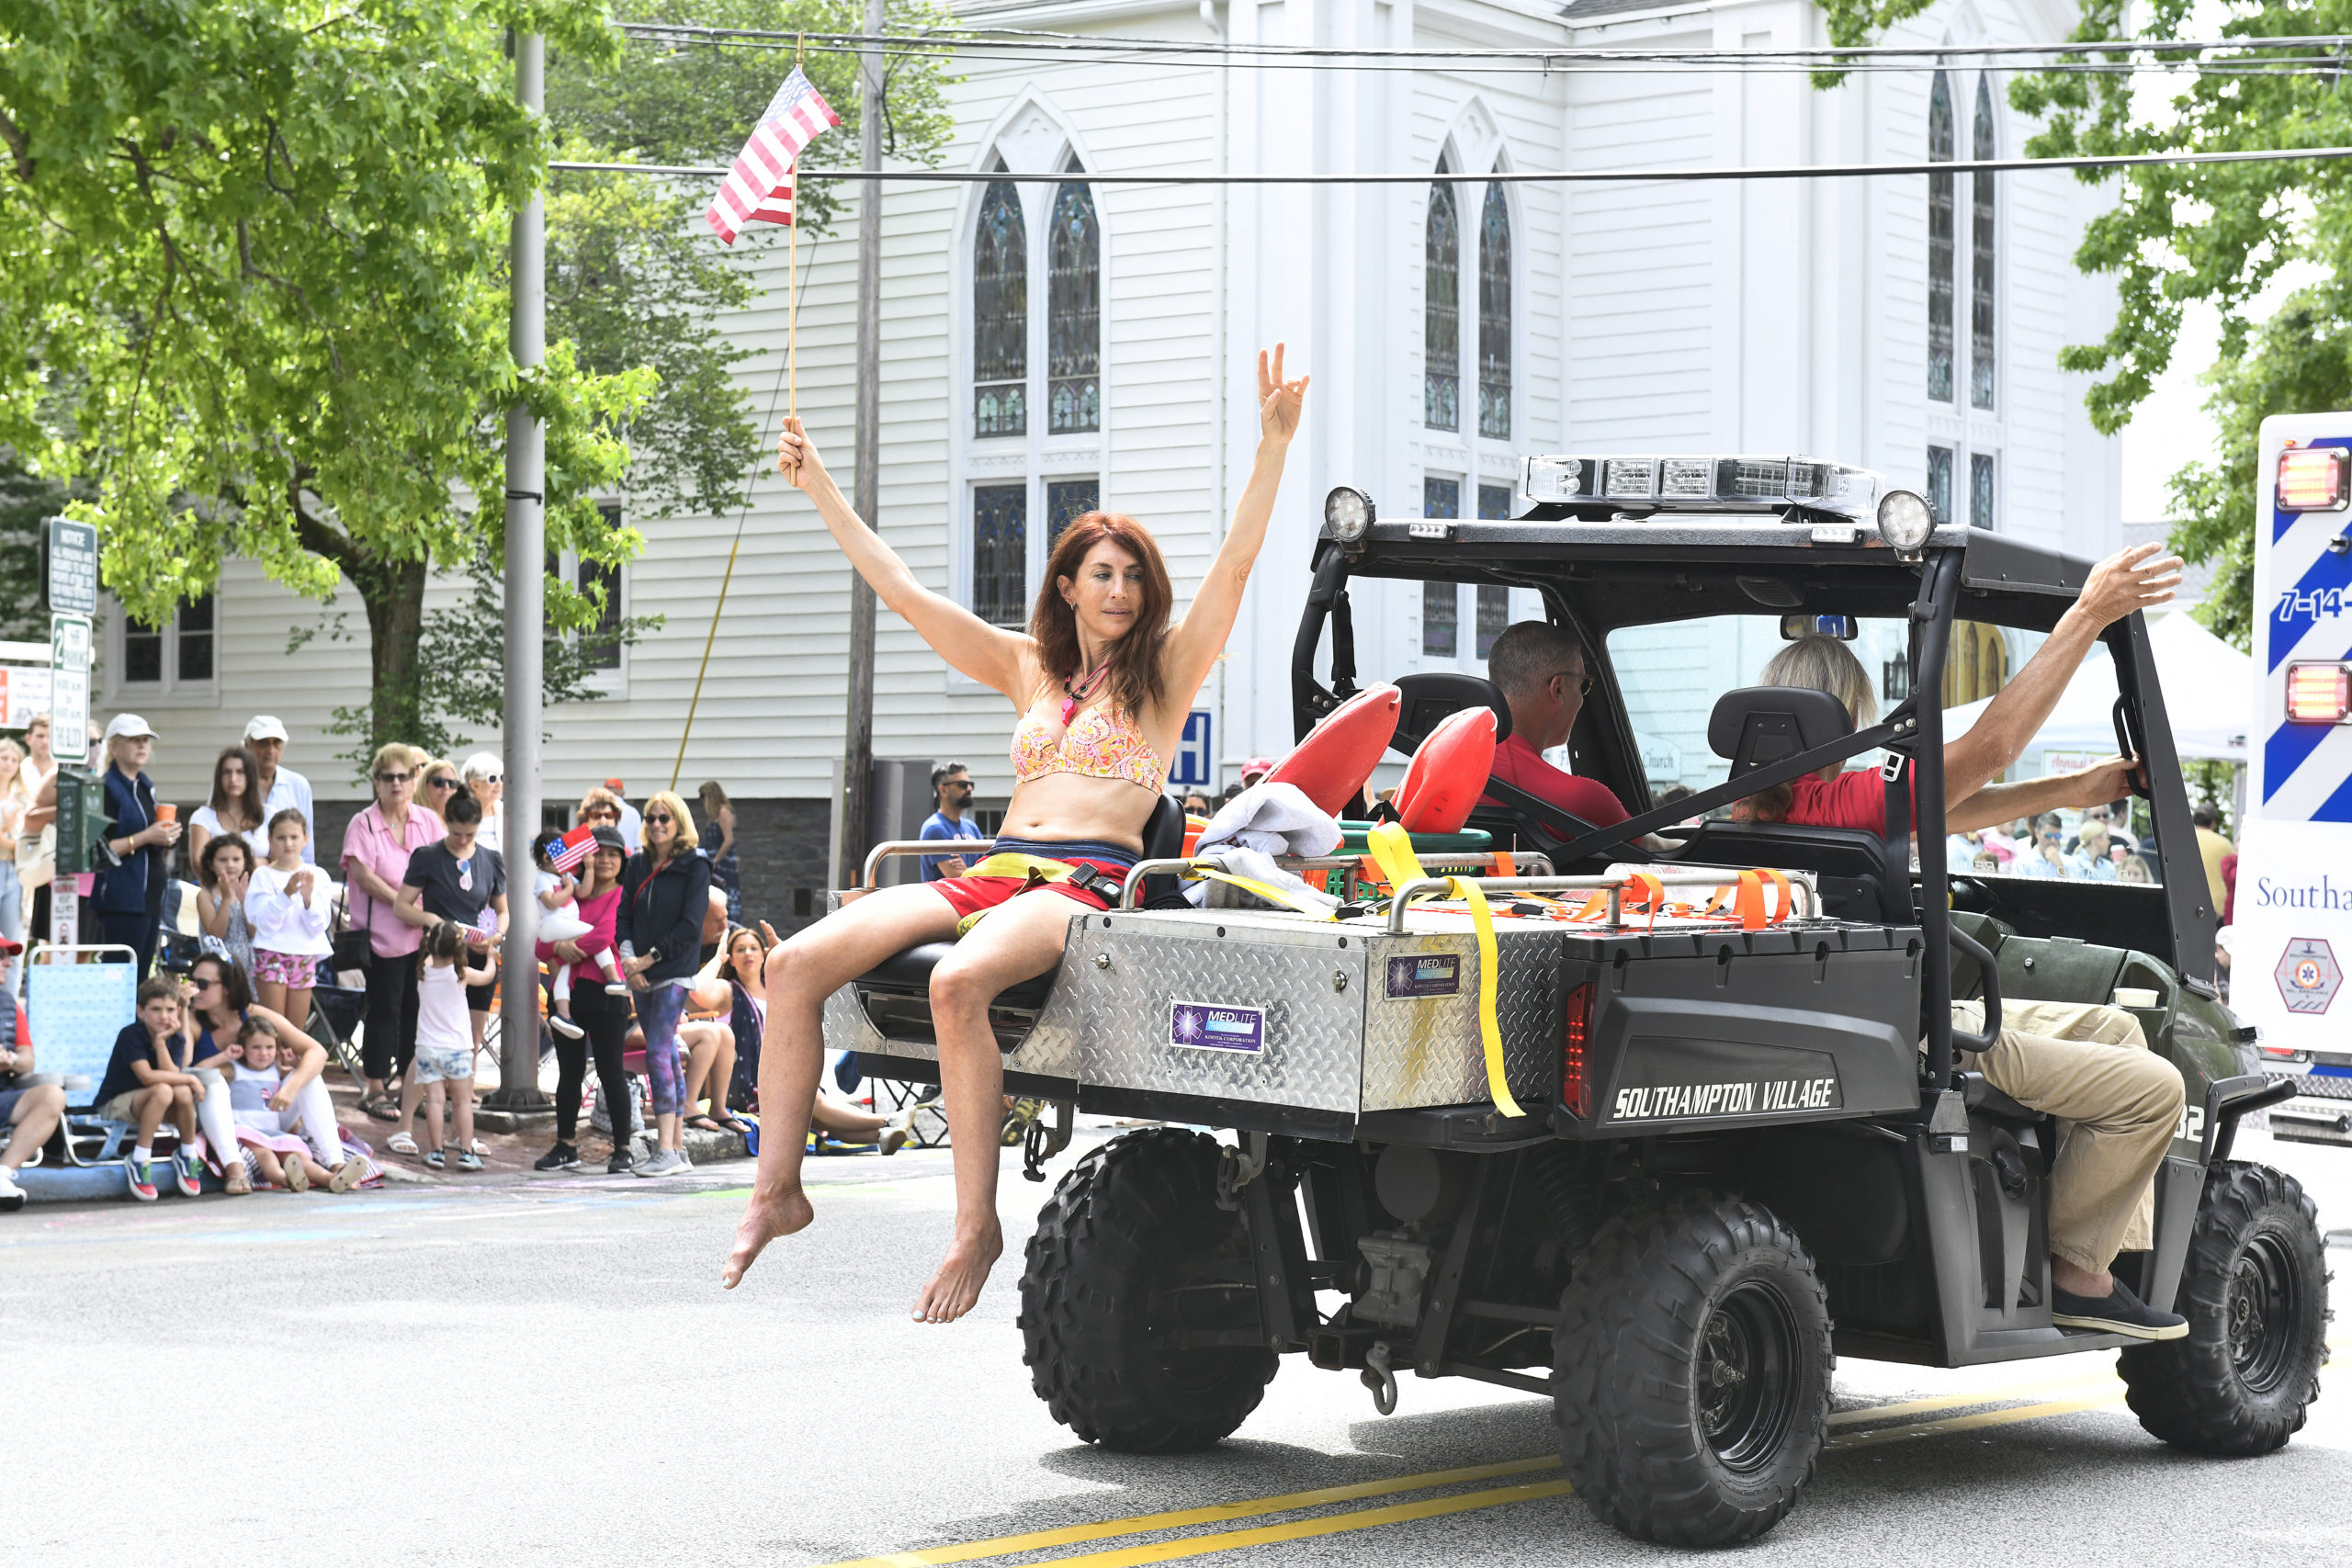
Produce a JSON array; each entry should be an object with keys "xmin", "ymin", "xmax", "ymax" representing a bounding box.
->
[{"xmin": 1170, "ymin": 710, "xmax": 1214, "ymax": 788}]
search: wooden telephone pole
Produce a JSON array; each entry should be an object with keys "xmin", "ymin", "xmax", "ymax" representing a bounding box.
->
[{"xmin": 839, "ymin": 0, "xmax": 885, "ymax": 881}]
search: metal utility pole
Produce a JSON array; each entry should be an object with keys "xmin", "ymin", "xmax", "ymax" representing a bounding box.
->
[
  {"xmin": 491, "ymin": 28, "xmax": 548, "ymax": 1111},
  {"xmin": 839, "ymin": 0, "xmax": 885, "ymax": 882}
]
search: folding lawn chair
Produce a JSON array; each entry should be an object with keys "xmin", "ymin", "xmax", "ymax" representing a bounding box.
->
[{"xmin": 25, "ymin": 943, "xmax": 140, "ymax": 1167}]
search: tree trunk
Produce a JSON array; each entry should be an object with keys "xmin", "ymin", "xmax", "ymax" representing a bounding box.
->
[{"xmin": 350, "ymin": 554, "xmax": 429, "ymax": 754}]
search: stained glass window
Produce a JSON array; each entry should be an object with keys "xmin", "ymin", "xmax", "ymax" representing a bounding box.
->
[
  {"xmin": 1926, "ymin": 446, "xmax": 1954, "ymax": 530},
  {"xmin": 973, "ymin": 485, "xmax": 1028, "ymax": 626},
  {"xmin": 1475, "ymin": 485, "xmax": 1512, "ymax": 656},
  {"xmin": 1928, "ymin": 72, "xmax": 1955, "ymax": 404},
  {"xmin": 1047, "ymin": 478, "xmax": 1098, "ymax": 547},
  {"xmin": 1425, "ymin": 158, "xmax": 1460, "ymax": 432},
  {"xmin": 1422, "ymin": 477, "xmax": 1461, "ymax": 657},
  {"xmin": 1047, "ymin": 170, "xmax": 1100, "ymax": 434},
  {"xmin": 1971, "ymin": 75, "xmax": 1997, "ymax": 412},
  {"xmin": 974, "ymin": 176, "xmax": 1027, "ymax": 439},
  {"xmin": 1478, "ymin": 180, "xmax": 1511, "ymax": 439},
  {"xmin": 1970, "ymin": 452, "xmax": 1996, "ymax": 531}
]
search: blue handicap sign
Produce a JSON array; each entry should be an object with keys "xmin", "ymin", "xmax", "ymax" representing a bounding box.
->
[{"xmin": 1171, "ymin": 710, "xmax": 1214, "ymax": 787}]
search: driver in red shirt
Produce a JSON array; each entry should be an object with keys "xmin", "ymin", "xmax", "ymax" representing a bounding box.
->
[
  {"xmin": 1481, "ymin": 621, "xmax": 1629, "ymax": 833},
  {"xmin": 1744, "ymin": 542, "xmax": 2195, "ymax": 1342}
]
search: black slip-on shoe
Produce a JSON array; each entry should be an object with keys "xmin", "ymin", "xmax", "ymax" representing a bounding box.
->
[{"xmin": 2052, "ymin": 1278, "xmax": 2188, "ymax": 1340}]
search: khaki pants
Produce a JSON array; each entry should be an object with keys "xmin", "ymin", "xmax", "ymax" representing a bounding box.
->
[{"xmin": 1948, "ymin": 998, "xmax": 2186, "ymax": 1274}]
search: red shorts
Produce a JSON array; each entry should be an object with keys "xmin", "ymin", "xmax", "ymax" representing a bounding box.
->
[{"xmin": 927, "ymin": 838, "xmax": 1136, "ymax": 921}]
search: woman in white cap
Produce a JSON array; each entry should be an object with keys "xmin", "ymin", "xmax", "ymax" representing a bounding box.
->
[
  {"xmin": 243, "ymin": 716, "xmax": 314, "ymax": 864},
  {"xmin": 92, "ymin": 714, "xmax": 180, "ymax": 977},
  {"xmin": 459, "ymin": 751, "xmax": 504, "ymax": 855}
]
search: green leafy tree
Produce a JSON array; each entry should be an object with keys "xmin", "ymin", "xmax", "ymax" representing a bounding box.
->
[
  {"xmin": 0, "ymin": 0, "xmax": 653, "ymax": 751},
  {"xmin": 542, "ymin": 0, "xmax": 959, "ymax": 524}
]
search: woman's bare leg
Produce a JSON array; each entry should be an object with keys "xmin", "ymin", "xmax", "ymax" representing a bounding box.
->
[
  {"xmin": 722, "ymin": 882, "xmax": 959, "ymax": 1288},
  {"xmin": 915, "ymin": 889, "xmax": 1080, "ymax": 1324},
  {"xmin": 810, "ymin": 1091, "xmax": 888, "ymax": 1138}
]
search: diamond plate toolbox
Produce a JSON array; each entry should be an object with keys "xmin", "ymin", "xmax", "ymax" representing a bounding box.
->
[{"xmin": 1034, "ymin": 908, "xmax": 1558, "ymax": 1115}]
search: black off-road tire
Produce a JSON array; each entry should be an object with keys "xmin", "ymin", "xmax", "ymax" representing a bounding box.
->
[
  {"xmin": 2120, "ymin": 1160, "xmax": 2331, "ymax": 1454},
  {"xmin": 1018, "ymin": 1128, "xmax": 1277, "ymax": 1452},
  {"xmin": 1553, "ymin": 1190, "xmax": 1832, "ymax": 1548}
]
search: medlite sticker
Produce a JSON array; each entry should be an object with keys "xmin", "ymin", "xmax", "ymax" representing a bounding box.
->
[
  {"xmin": 1170, "ymin": 1000, "xmax": 1265, "ymax": 1054},
  {"xmin": 1385, "ymin": 954, "xmax": 1462, "ymax": 998}
]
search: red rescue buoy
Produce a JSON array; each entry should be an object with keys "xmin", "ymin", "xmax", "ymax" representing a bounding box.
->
[
  {"xmin": 1394, "ymin": 705, "xmax": 1498, "ymax": 834},
  {"xmin": 1261, "ymin": 682, "xmax": 1401, "ymax": 817}
]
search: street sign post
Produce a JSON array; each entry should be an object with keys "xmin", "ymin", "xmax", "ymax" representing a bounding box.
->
[
  {"xmin": 49, "ymin": 609, "xmax": 92, "ymax": 949},
  {"xmin": 1171, "ymin": 710, "xmax": 1215, "ymax": 789}
]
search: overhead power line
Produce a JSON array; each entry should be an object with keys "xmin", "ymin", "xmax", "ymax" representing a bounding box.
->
[
  {"xmin": 615, "ymin": 21, "xmax": 2352, "ymax": 64},
  {"xmin": 552, "ymin": 143, "xmax": 2352, "ymax": 185}
]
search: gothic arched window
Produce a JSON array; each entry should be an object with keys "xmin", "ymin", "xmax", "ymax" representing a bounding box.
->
[
  {"xmin": 1971, "ymin": 74, "xmax": 1997, "ymax": 411},
  {"xmin": 1927, "ymin": 71, "xmax": 1956, "ymax": 404},
  {"xmin": 1477, "ymin": 176, "xmax": 1511, "ymax": 439},
  {"xmin": 974, "ymin": 174, "xmax": 1027, "ymax": 439},
  {"xmin": 1424, "ymin": 156, "xmax": 1460, "ymax": 432},
  {"xmin": 1047, "ymin": 164, "xmax": 1100, "ymax": 434}
]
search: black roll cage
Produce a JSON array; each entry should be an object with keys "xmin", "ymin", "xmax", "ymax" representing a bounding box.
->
[{"xmin": 1289, "ymin": 524, "xmax": 2219, "ymax": 1092}]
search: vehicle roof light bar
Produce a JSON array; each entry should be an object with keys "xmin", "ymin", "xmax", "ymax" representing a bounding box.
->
[{"xmin": 1520, "ymin": 455, "xmax": 1883, "ymax": 518}]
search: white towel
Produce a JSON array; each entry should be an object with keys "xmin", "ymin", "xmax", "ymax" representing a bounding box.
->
[
  {"xmin": 1196, "ymin": 782, "xmax": 1344, "ymax": 859},
  {"xmin": 1184, "ymin": 845, "xmax": 1342, "ymax": 914}
]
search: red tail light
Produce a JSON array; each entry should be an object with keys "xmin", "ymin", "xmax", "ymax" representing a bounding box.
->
[
  {"xmin": 2278, "ymin": 446, "xmax": 2348, "ymax": 512},
  {"xmin": 2286, "ymin": 662, "xmax": 2352, "ymax": 725},
  {"xmin": 1562, "ymin": 982, "xmax": 1595, "ymax": 1119}
]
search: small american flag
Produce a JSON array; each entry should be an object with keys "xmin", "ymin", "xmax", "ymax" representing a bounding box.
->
[
  {"xmin": 706, "ymin": 67, "xmax": 841, "ymax": 245},
  {"xmin": 548, "ymin": 824, "xmax": 597, "ymax": 874}
]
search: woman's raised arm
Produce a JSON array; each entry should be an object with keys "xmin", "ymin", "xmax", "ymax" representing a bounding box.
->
[
  {"xmin": 1163, "ymin": 346, "xmax": 1307, "ymax": 701},
  {"xmin": 777, "ymin": 417, "xmax": 1032, "ymax": 701}
]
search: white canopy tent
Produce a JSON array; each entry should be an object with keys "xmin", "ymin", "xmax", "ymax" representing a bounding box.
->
[{"xmin": 1944, "ymin": 611, "xmax": 2251, "ymax": 766}]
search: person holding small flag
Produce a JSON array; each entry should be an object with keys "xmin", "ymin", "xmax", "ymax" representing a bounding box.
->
[
  {"xmin": 704, "ymin": 65, "xmax": 840, "ymax": 247},
  {"xmin": 530, "ymin": 827, "xmax": 626, "ymax": 1042}
]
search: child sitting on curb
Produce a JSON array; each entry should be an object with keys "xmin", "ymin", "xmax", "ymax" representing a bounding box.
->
[{"xmin": 91, "ymin": 977, "xmax": 210, "ymax": 1200}]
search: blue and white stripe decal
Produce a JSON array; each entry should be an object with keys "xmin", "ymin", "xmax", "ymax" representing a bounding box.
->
[{"xmin": 2259, "ymin": 435, "xmax": 2352, "ymax": 819}]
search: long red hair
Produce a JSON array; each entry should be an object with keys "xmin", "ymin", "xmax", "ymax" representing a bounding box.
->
[{"xmin": 1030, "ymin": 513, "xmax": 1172, "ymax": 717}]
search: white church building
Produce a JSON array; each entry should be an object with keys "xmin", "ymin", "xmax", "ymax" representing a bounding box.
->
[{"xmin": 112, "ymin": 0, "xmax": 2120, "ymax": 924}]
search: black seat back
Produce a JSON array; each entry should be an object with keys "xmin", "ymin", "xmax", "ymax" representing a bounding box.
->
[
  {"xmin": 1708, "ymin": 685, "xmax": 1853, "ymax": 779},
  {"xmin": 1136, "ymin": 793, "xmax": 1190, "ymax": 908},
  {"xmin": 1390, "ymin": 672, "xmax": 1513, "ymax": 756}
]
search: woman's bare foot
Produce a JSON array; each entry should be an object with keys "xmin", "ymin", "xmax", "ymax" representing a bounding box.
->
[
  {"xmin": 722, "ymin": 1187, "xmax": 815, "ymax": 1289},
  {"xmin": 913, "ymin": 1220, "xmax": 1004, "ymax": 1324}
]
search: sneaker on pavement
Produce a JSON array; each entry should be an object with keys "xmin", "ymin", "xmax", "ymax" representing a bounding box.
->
[
  {"xmin": 423, "ymin": 1148, "xmax": 446, "ymax": 1171},
  {"xmin": 2052, "ymin": 1278, "xmax": 2188, "ymax": 1341},
  {"xmin": 606, "ymin": 1148, "xmax": 637, "ymax": 1176},
  {"xmin": 634, "ymin": 1147, "xmax": 688, "ymax": 1178},
  {"xmin": 125, "ymin": 1154, "xmax": 159, "ymax": 1201},
  {"xmin": 455, "ymin": 1149, "xmax": 483, "ymax": 1172},
  {"xmin": 0, "ymin": 1168, "xmax": 25, "ymax": 1212},
  {"xmin": 173, "ymin": 1146, "xmax": 204, "ymax": 1198},
  {"xmin": 549, "ymin": 1013, "xmax": 584, "ymax": 1040},
  {"xmin": 534, "ymin": 1143, "xmax": 582, "ymax": 1173}
]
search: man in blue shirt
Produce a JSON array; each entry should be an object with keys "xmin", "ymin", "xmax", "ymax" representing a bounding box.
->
[{"xmin": 918, "ymin": 761, "xmax": 984, "ymax": 880}]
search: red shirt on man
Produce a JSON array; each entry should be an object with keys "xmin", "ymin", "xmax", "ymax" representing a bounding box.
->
[{"xmin": 1483, "ymin": 732, "xmax": 1628, "ymax": 829}]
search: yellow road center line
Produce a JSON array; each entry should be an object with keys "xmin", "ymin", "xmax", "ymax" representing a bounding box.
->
[
  {"xmin": 808, "ymin": 1456, "xmax": 1564, "ymax": 1568},
  {"xmin": 1827, "ymin": 1391, "xmax": 2126, "ymax": 1450},
  {"xmin": 1827, "ymin": 1369, "xmax": 2121, "ymax": 1427},
  {"xmin": 1014, "ymin": 1479, "xmax": 1578, "ymax": 1568}
]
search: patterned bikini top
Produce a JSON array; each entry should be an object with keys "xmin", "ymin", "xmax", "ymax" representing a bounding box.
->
[{"xmin": 1012, "ymin": 682, "xmax": 1165, "ymax": 791}]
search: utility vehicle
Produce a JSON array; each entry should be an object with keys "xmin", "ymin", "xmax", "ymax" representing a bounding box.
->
[{"xmin": 824, "ymin": 455, "xmax": 2328, "ymax": 1547}]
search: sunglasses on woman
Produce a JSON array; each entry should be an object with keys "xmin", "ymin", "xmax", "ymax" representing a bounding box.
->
[
  {"xmin": 428, "ymin": 776, "xmax": 458, "ymax": 791},
  {"xmin": 644, "ymin": 811, "xmax": 673, "ymax": 825}
]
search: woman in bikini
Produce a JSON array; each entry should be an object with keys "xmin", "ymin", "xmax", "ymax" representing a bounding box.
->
[{"xmin": 725, "ymin": 345, "xmax": 1308, "ymax": 1322}]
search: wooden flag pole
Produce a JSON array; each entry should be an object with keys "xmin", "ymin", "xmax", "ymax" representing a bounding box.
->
[{"xmin": 787, "ymin": 32, "xmax": 803, "ymax": 422}]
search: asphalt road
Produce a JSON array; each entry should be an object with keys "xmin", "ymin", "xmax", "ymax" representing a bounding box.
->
[{"xmin": 5, "ymin": 1126, "xmax": 2347, "ymax": 1568}]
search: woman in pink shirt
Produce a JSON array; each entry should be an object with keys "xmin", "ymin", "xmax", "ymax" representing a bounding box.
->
[
  {"xmin": 534, "ymin": 829, "xmax": 637, "ymax": 1173},
  {"xmin": 340, "ymin": 743, "xmax": 445, "ymax": 1119}
]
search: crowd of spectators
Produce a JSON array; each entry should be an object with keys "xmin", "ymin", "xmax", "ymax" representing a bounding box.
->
[
  {"xmin": 0, "ymin": 705, "xmax": 769, "ymax": 1207},
  {"xmin": 1948, "ymin": 802, "xmax": 2160, "ymax": 883}
]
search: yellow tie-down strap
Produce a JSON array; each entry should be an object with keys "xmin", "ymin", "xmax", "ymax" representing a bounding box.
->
[
  {"xmin": 954, "ymin": 852, "xmax": 1082, "ymax": 936},
  {"xmin": 1364, "ymin": 823, "xmax": 1525, "ymax": 1121}
]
